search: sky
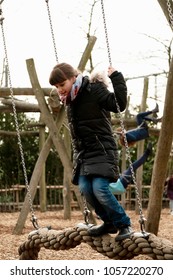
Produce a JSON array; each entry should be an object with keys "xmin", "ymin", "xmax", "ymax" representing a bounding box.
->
[{"xmin": 0, "ymin": 0, "xmax": 172, "ymax": 116}]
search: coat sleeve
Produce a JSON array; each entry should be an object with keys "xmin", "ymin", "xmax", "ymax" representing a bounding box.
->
[
  {"xmin": 109, "ymin": 71, "xmax": 127, "ymax": 111},
  {"xmin": 96, "ymin": 71, "xmax": 127, "ymax": 113}
]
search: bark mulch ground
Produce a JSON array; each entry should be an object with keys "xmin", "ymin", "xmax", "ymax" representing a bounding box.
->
[{"xmin": 0, "ymin": 208, "xmax": 172, "ymax": 260}]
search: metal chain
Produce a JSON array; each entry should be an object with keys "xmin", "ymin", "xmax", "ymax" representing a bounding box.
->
[
  {"xmin": 100, "ymin": 0, "xmax": 146, "ymax": 232},
  {"xmin": 0, "ymin": 4, "xmax": 39, "ymax": 229},
  {"xmin": 45, "ymin": 0, "xmax": 59, "ymax": 63},
  {"xmin": 44, "ymin": 1, "xmax": 91, "ymax": 223},
  {"xmin": 167, "ymin": 0, "xmax": 173, "ymax": 30},
  {"xmin": 100, "ymin": 0, "xmax": 112, "ymax": 66},
  {"xmin": 82, "ymin": 195, "xmax": 91, "ymax": 224},
  {"xmin": 0, "ymin": 1, "xmax": 4, "ymax": 22}
]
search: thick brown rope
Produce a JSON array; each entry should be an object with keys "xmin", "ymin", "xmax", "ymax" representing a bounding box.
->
[{"xmin": 18, "ymin": 225, "xmax": 173, "ymax": 260}]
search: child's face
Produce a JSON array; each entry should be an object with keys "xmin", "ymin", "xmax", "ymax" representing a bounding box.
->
[{"xmin": 55, "ymin": 77, "xmax": 75, "ymax": 102}]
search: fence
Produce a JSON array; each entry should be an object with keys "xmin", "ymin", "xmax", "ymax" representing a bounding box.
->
[
  {"xmin": 0, "ymin": 184, "xmax": 78, "ymax": 212},
  {"xmin": 119, "ymin": 185, "xmax": 169, "ymax": 210},
  {"xmin": 0, "ymin": 184, "xmax": 169, "ymax": 212}
]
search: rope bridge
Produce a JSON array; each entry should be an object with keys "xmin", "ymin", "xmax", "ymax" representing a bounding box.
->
[{"xmin": 18, "ymin": 224, "xmax": 173, "ymax": 260}]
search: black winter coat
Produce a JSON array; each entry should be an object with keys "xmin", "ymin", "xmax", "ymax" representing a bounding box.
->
[{"xmin": 67, "ymin": 71, "xmax": 127, "ymax": 184}]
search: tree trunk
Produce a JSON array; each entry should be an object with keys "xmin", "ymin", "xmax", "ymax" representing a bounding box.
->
[
  {"xmin": 146, "ymin": 57, "xmax": 173, "ymax": 234},
  {"xmin": 146, "ymin": 0, "xmax": 173, "ymax": 235}
]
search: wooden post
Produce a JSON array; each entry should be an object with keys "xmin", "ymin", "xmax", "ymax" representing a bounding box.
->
[
  {"xmin": 13, "ymin": 107, "xmax": 65, "ymax": 234},
  {"xmin": 77, "ymin": 36, "xmax": 97, "ymax": 72},
  {"xmin": 147, "ymin": 58, "xmax": 173, "ymax": 234},
  {"xmin": 135, "ymin": 77, "xmax": 148, "ymax": 213},
  {"xmin": 63, "ymin": 125, "xmax": 72, "ymax": 219},
  {"xmin": 121, "ymin": 96, "xmax": 130, "ymax": 209},
  {"xmin": 157, "ymin": 0, "xmax": 173, "ymax": 31},
  {"xmin": 145, "ymin": 0, "xmax": 173, "ymax": 235},
  {"xmin": 39, "ymin": 114, "xmax": 47, "ymax": 212},
  {"xmin": 13, "ymin": 36, "xmax": 97, "ymax": 234}
]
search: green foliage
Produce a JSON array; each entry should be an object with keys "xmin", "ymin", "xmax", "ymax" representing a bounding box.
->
[
  {"xmin": 0, "ymin": 194, "xmax": 13, "ymax": 203},
  {"xmin": 0, "ymin": 112, "xmax": 63, "ymax": 188},
  {"xmin": 46, "ymin": 148, "xmax": 63, "ymax": 185},
  {"xmin": 0, "ymin": 113, "xmax": 38, "ymax": 186}
]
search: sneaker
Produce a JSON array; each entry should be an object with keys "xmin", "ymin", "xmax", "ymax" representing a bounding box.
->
[
  {"xmin": 156, "ymin": 117, "xmax": 162, "ymax": 123},
  {"xmin": 152, "ymin": 103, "xmax": 159, "ymax": 114},
  {"xmin": 109, "ymin": 180, "xmax": 126, "ymax": 195},
  {"xmin": 170, "ymin": 210, "xmax": 173, "ymax": 216},
  {"xmin": 115, "ymin": 226, "xmax": 134, "ymax": 241},
  {"xmin": 152, "ymin": 117, "xmax": 162, "ymax": 124},
  {"xmin": 88, "ymin": 222, "xmax": 118, "ymax": 236}
]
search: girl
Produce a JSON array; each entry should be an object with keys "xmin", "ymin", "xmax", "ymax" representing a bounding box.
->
[{"xmin": 49, "ymin": 63, "xmax": 133, "ymax": 241}]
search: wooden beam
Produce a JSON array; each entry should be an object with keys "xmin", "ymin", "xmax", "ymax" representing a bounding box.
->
[
  {"xmin": 157, "ymin": 0, "xmax": 173, "ymax": 31},
  {"xmin": 78, "ymin": 36, "xmax": 97, "ymax": 72},
  {"xmin": 0, "ymin": 87, "xmax": 51, "ymax": 97},
  {"xmin": 0, "ymin": 98, "xmax": 40, "ymax": 112},
  {"xmin": 0, "ymin": 130, "xmax": 39, "ymax": 136}
]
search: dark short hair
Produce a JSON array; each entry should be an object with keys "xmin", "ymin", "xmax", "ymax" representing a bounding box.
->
[{"xmin": 49, "ymin": 63, "xmax": 77, "ymax": 85}]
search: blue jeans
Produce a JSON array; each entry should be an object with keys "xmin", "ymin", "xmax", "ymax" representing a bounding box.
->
[
  {"xmin": 136, "ymin": 110, "xmax": 154, "ymax": 125},
  {"xmin": 120, "ymin": 148, "xmax": 149, "ymax": 188},
  {"xmin": 78, "ymin": 175, "xmax": 131, "ymax": 228}
]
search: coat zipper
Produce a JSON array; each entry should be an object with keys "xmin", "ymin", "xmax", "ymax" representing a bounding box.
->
[{"xmin": 95, "ymin": 134, "xmax": 107, "ymax": 154}]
